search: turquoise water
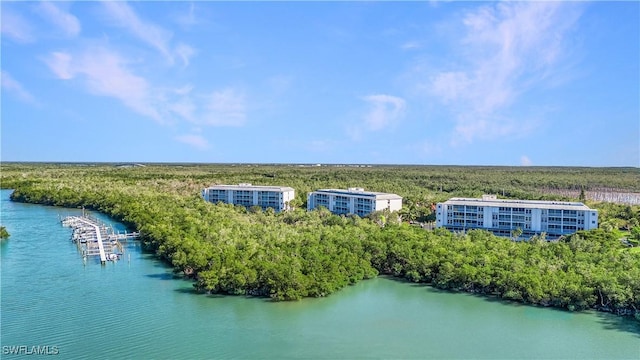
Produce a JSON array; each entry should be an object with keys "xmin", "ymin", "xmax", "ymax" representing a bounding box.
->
[{"xmin": 1, "ymin": 189, "xmax": 638, "ymax": 359}]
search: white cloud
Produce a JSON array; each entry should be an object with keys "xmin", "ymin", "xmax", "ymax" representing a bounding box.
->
[
  {"xmin": 46, "ymin": 52, "xmax": 74, "ymax": 79},
  {"xmin": 175, "ymin": 43, "xmax": 196, "ymax": 67},
  {"xmin": 521, "ymin": 155, "xmax": 532, "ymax": 166},
  {"xmin": 102, "ymin": 2, "xmax": 193, "ymax": 65},
  {"xmin": 401, "ymin": 41, "xmax": 421, "ymax": 50},
  {"xmin": 44, "ymin": 45, "xmax": 243, "ymax": 128},
  {"xmin": 176, "ymin": 134, "xmax": 210, "ymax": 150},
  {"xmin": 362, "ymin": 94, "xmax": 406, "ymax": 131},
  {"xmin": 165, "ymin": 86, "xmax": 196, "ymax": 123},
  {"xmin": 424, "ymin": 2, "xmax": 582, "ymax": 144},
  {"xmin": 174, "ymin": 85, "xmax": 194, "ymax": 96},
  {"xmin": 201, "ymin": 89, "xmax": 246, "ymax": 127},
  {"xmin": 347, "ymin": 94, "xmax": 406, "ymax": 141},
  {"xmin": 176, "ymin": 3, "xmax": 198, "ymax": 28},
  {"xmin": 168, "ymin": 98, "xmax": 196, "ymax": 122},
  {"xmin": 430, "ymin": 72, "xmax": 470, "ymax": 103},
  {"xmin": 37, "ymin": 2, "xmax": 81, "ymax": 37},
  {"xmin": 1, "ymin": 10, "xmax": 35, "ymax": 43},
  {"xmin": 44, "ymin": 48, "xmax": 162, "ymax": 122},
  {"xmin": 44, "ymin": 36, "xmax": 247, "ymax": 126},
  {"xmin": 101, "ymin": 2, "xmax": 196, "ymax": 67},
  {"xmin": 1, "ymin": 71, "xmax": 37, "ymax": 104}
]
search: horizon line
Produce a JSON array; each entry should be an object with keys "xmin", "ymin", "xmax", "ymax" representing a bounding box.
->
[{"xmin": 0, "ymin": 161, "xmax": 638, "ymax": 169}]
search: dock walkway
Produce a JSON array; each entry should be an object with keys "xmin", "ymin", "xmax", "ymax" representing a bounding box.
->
[{"xmin": 62, "ymin": 215, "xmax": 139, "ymax": 264}]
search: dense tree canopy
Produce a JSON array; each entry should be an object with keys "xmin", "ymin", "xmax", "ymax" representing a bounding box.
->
[{"xmin": 1, "ymin": 163, "xmax": 639, "ymax": 319}]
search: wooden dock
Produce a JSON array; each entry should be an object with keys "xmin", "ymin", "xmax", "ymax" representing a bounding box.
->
[{"xmin": 62, "ymin": 215, "xmax": 139, "ymax": 264}]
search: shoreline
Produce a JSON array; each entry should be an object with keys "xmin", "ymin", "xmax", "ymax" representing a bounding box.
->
[{"xmin": 5, "ymin": 190, "xmax": 639, "ymax": 321}]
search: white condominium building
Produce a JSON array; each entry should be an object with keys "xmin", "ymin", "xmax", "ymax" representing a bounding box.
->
[
  {"xmin": 307, "ymin": 187, "xmax": 403, "ymax": 217},
  {"xmin": 201, "ymin": 183, "xmax": 295, "ymax": 212},
  {"xmin": 436, "ymin": 195, "xmax": 598, "ymax": 239}
]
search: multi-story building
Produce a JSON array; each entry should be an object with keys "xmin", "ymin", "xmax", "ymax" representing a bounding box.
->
[
  {"xmin": 307, "ymin": 188, "xmax": 402, "ymax": 217},
  {"xmin": 201, "ymin": 183, "xmax": 295, "ymax": 212},
  {"xmin": 436, "ymin": 195, "xmax": 598, "ymax": 239}
]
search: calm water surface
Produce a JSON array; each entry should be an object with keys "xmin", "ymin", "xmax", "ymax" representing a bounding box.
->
[{"xmin": 1, "ymin": 189, "xmax": 638, "ymax": 359}]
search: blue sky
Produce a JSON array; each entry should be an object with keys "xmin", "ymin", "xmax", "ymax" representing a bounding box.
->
[{"xmin": 1, "ymin": 1, "xmax": 638, "ymax": 166}]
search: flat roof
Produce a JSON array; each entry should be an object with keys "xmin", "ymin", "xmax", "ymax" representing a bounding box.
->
[
  {"xmin": 312, "ymin": 188, "xmax": 402, "ymax": 200},
  {"xmin": 441, "ymin": 197, "xmax": 594, "ymax": 211},
  {"xmin": 205, "ymin": 184, "xmax": 295, "ymax": 192}
]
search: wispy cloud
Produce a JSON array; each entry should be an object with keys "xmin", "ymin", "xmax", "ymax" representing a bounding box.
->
[
  {"xmin": 45, "ymin": 47, "xmax": 162, "ymax": 122},
  {"xmin": 348, "ymin": 94, "xmax": 406, "ymax": 141},
  {"xmin": 175, "ymin": 43, "xmax": 196, "ymax": 67},
  {"xmin": 520, "ymin": 155, "xmax": 532, "ymax": 166},
  {"xmin": 1, "ymin": 71, "xmax": 37, "ymax": 104},
  {"xmin": 430, "ymin": 71, "xmax": 470, "ymax": 104},
  {"xmin": 201, "ymin": 89, "xmax": 247, "ymax": 127},
  {"xmin": 102, "ymin": 2, "xmax": 171, "ymax": 58},
  {"xmin": 101, "ymin": 2, "xmax": 194, "ymax": 66},
  {"xmin": 169, "ymin": 86, "xmax": 248, "ymax": 128},
  {"xmin": 36, "ymin": 2, "xmax": 81, "ymax": 37},
  {"xmin": 176, "ymin": 134, "xmax": 210, "ymax": 150},
  {"xmin": 44, "ymin": 44, "xmax": 247, "ymax": 129},
  {"xmin": 175, "ymin": 2, "xmax": 198, "ymax": 28},
  {"xmin": 45, "ymin": 52, "xmax": 74, "ymax": 79},
  {"xmin": 401, "ymin": 41, "xmax": 421, "ymax": 50},
  {"xmin": 347, "ymin": 94, "xmax": 406, "ymax": 141},
  {"xmin": 168, "ymin": 99, "xmax": 196, "ymax": 123},
  {"xmin": 1, "ymin": 9, "xmax": 35, "ymax": 43},
  {"xmin": 424, "ymin": 2, "xmax": 582, "ymax": 144},
  {"xmin": 362, "ymin": 94, "xmax": 406, "ymax": 131}
]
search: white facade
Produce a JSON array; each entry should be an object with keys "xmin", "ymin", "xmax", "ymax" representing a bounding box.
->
[
  {"xmin": 436, "ymin": 195, "xmax": 598, "ymax": 239},
  {"xmin": 307, "ymin": 187, "xmax": 402, "ymax": 217},
  {"xmin": 202, "ymin": 183, "xmax": 295, "ymax": 212}
]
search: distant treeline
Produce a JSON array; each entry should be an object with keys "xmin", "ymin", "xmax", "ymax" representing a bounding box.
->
[{"xmin": 1, "ymin": 163, "xmax": 639, "ymax": 319}]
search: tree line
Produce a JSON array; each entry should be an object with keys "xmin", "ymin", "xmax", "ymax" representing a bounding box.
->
[{"xmin": 1, "ymin": 163, "xmax": 639, "ymax": 320}]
